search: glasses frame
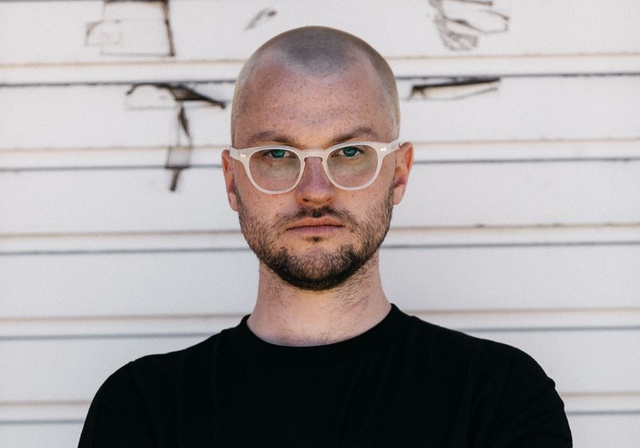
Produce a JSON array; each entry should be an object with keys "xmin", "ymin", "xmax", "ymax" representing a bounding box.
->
[{"xmin": 228, "ymin": 140, "xmax": 400, "ymax": 194}]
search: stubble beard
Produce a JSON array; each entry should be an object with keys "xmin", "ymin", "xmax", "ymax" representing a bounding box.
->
[{"xmin": 236, "ymin": 184, "xmax": 394, "ymax": 292}]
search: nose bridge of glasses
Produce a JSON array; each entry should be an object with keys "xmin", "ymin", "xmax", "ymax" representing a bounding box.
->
[
  {"xmin": 297, "ymin": 149, "xmax": 334, "ymax": 188},
  {"xmin": 297, "ymin": 148, "xmax": 332, "ymax": 176},
  {"xmin": 297, "ymin": 148, "xmax": 330, "ymax": 161}
]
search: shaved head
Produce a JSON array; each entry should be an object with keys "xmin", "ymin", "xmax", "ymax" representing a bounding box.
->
[{"xmin": 231, "ymin": 26, "xmax": 400, "ymax": 143}]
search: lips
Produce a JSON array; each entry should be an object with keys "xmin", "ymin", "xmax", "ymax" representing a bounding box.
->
[{"xmin": 286, "ymin": 217, "xmax": 344, "ymax": 231}]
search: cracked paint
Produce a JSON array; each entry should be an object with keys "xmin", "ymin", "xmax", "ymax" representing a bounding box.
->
[
  {"xmin": 126, "ymin": 84, "xmax": 227, "ymax": 191},
  {"xmin": 86, "ymin": 0, "xmax": 175, "ymax": 56},
  {"xmin": 406, "ymin": 77, "xmax": 501, "ymax": 100},
  {"xmin": 245, "ymin": 7, "xmax": 278, "ymax": 30},
  {"xmin": 429, "ymin": 0, "xmax": 509, "ymax": 50}
]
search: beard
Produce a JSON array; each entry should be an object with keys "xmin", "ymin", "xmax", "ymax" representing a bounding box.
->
[{"xmin": 235, "ymin": 184, "xmax": 394, "ymax": 291}]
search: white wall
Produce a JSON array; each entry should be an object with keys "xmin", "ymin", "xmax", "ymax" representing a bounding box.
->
[{"xmin": 1, "ymin": 0, "xmax": 639, "ymax": 446}]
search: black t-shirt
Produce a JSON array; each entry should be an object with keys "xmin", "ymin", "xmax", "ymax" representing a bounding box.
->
[{"xmin": 78, "ymin": 305, "xmax": 572, "ymax": 447}]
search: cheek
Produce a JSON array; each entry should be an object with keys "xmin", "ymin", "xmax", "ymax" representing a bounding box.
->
[
  {"xmin": 236, "ymin": 185, "xmax": 289, "ymax": 221},
  {"xmin": 343, "ymin": 184, "xmax": 392, "ymax": 223},
  {"xmin": 232, "ymin": 168, "xmax": 263, "ymax": 207}
]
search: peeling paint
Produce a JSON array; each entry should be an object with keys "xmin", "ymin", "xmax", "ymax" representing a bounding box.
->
[
  {"xmin": 429, "ymin": 0, "xmax": 509, "ymax": 50},
  {"xmin": 407, "ymin": 77, "xmax": 501, "ymax": 100},
  {"xmin": 245, "ymin": 7, "xmax": 278, "ymax": 30},
  {"xmin": 125, "ymin": 84, "xmax": 226, "ymax": 191},
  {"xmin": 126, "ymin": 84, "xmax": 227, "ymax": 110},
  {"xmin": 86, "ymin": 0, "xmax": 175, "ymax": 56}
]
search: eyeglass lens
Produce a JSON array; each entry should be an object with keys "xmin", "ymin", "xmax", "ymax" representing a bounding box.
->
[{"xmin": 248, "ymin": 145, "xmax": 379, "ymax": 192}]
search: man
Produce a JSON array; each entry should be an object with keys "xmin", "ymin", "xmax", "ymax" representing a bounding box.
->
[{"xmin": 79, "ymin": 26, "xmax": 572, "ymax": 447}]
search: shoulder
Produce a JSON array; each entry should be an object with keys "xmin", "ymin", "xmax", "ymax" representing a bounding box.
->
[
  {"xmin": 398, "ymin": 311, "xmax": 522, "ymax": 364},
  {"xmin": 79, "ymin": 330, "xmax": 234, "ymax": 447},
  {"xmin": 90, "ymin": 334, "xmax": 219, "ymax": 406},
  {"xmin": 400, "ymin": 310, "xmax": 540, "ymax": 367},
  {"xmin": 403, "ymin": 311, "xmax": 558, "ymax": 395},
  {"xmin": 91, "ymin": 326, "xmax": 241, "ymax": 412},
  {"xmin": 398, "ymin": 310, "xmax": 572, "ymax": 445},
  {"xmin": 129, "ymin": 333, "xmax": 220, "ymax": 375},
  {"xmin": 106, "ymin": 326, "xmax": 237, "ymax": 393}
]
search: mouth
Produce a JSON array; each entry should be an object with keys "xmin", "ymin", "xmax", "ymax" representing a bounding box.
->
[{"xmin": 286, "ymin": 217, "xmax": 345, "ymax": 236}]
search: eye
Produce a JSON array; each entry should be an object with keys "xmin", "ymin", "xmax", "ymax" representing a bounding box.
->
[
  {"xmin": 266, "ymin": 149, "xmax": 288, "ymax": 159},
  {"xmin": 337, "ymin": 146, "xmax": 362, "ymax": 157}
]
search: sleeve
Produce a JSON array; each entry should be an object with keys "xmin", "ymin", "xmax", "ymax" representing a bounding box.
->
[
  {"xmin": 484, "ymin": 343, "xmax": 573, "ymax": 448},
  {"xmin": 78, "ymin": 364, "xmax": 156, "ymax": 448}
]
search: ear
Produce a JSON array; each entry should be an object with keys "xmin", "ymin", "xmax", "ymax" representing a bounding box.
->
[
  {"xmin": 392, "ymin": 142, "xmax": 413, "ymax": 205},
  {"xmin": 221, "ymin": 149, "xmax": 239, "ymax": 211}
]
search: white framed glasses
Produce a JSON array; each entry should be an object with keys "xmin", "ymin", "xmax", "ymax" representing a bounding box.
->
[{"xmin": 229, "ymin": 140, "xmax": 400, "ymax": 194}]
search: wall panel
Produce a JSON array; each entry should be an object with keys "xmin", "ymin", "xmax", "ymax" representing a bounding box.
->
[
  {"xmin": 2, "ymin": 77, "xmax": 640, "ymax": 150},
  {"xmin": 2, "ymin": 0, "xmax": 639, "ymax": 75},
  {"xmin": 2, "ymin": 330, "xmax": 639, "ymax": 401},
  {"xmin": 2, "ymin": 158, "xmax": 639, "ymax": 234},
  {"xmin": 0, "ymin": 424, "xmax": 83, "ymax": 448},
  {"xmin": 2, "ymin": 234, "xmax": 639, "ymax": 318},
  {"xmin": 569, "ymin": 415, "xmax": 640, "ymax": 448}
]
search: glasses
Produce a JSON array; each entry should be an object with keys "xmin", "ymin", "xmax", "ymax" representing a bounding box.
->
[{"xmin": 228, "ymin": 140, "xmax": 400, "ymax": 194}]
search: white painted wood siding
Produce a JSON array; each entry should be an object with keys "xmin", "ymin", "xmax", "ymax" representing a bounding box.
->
[{"xmin": 1, "ymin": 1, "xmax": 639, "ymax": 446}]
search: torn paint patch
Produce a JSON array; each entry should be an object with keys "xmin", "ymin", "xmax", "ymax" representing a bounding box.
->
[
  {"xmin": 125, "ymin": 84, "xmax": 227, "ymax": 110},
  {"xmin": 86, "ymin": 0, "xmax": 174, "ymax": 56},
  {"xmin": 125, "ymin": 83, "xmax": 226, "ymax": 191},
  {"xmin": 429, "ymin": 0, "xmax": 509, "ymax": 51}
]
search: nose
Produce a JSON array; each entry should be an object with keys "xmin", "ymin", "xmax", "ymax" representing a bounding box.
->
[{"xmin": 294, "ymin": 157, "xmax": 336, "ymax": 205}]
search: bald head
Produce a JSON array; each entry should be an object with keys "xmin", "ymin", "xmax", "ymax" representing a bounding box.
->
[{"xmin": 231, "ymin": 26, "xmax": 400, "ymax": 143}]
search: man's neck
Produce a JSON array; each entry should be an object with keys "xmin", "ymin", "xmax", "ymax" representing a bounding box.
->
[{"xmin": 247, "ymin": 259, "xmax": 391, "ymax": 347}]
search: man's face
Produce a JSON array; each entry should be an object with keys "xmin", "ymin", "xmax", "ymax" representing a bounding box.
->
[{"xmin": 223, "ymin": 56, "xmax": 411, "ymax": 291}]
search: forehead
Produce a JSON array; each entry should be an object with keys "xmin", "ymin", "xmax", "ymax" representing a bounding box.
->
[{"xmin": 233, "ymin": 58, "xmax": 394, "ymax": 147}]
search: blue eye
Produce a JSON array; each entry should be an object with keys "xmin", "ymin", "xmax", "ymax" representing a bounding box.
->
[
  {"xmin": 267, "ymin": 149, "xmax": 287, "ymax": 159},
  {"xmin": 340, "ymin": 146, "xmax": 360, "ymax": 157}
]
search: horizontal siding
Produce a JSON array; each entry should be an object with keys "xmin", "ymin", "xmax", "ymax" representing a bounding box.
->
[
  {"xmin": 0, "ymin": 318, "xmax": 640, "ymax": 400},
  {"xmin": 3, "ymin": 324, "xmax": 640, "ymax": 403},
  {"xmin": 3, "ymin": 308, "xmax": 640, "ymax": 340},
  {"xmin": 570, "ymin": 415, "xmax": 640, "ymax": 448},
  {"xmin": 2, "ymin": 76, "xmax": 640, "ymax": 150},
  {"xmin": 1, "ymin": 0, "xmax": 639, "ymax": 80},
  {"xmin": 2, "ymin": 229, "xmax": 640, "ymax": 317},
  {"xmin": 2, "ymin": 0, "xmax": 638, "ymax": 446},
  {"xmin": 3, "ymin": 139, "xmax": 640, "ymax": 169},
  {"xmin": 0, "ymin": 424, "xmax": 83, "ymax": 448},
  {"xmin": 1, "ymin": 337, "xmax": 207, "ymax": 402},
  {"xmin": 2, "ymin": 157, "xmax": 640, "ymax": 233}
]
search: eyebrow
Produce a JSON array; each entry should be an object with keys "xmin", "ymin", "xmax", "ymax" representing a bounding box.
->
[{"xmin": 245, "ymin": 127, "xmax": 381, "ymax": 148}]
